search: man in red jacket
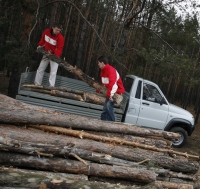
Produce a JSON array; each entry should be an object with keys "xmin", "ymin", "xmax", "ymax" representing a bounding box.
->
[
  {"xmin": 97, "ymin": 56, "xmax": 125, "ymax": 121},
  {"xmin": 34, "ymin": 24, "xmax": 64, "ymax": 87}
]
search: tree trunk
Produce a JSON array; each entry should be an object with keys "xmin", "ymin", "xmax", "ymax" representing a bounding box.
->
[
  {"xmin": 3, "ymin": 168, "xmax": 190, "ymax": 189},
  {"xmin": 87, "ymin": 131, "xmax": 172, "ymax": 149},
  {"xmin": 28, "ymin": 124, "xmax": 193, "ymax": 158},
  {"xmin": 50, "ymin": 90, "xmax": 84, "ymax": 101},
  {"xmin": 0, "ymin": 134, "xmax": 195, "ymax": 182},
  {"xmin": 154, "ymin": 181, "xmax": 193, "ymax": 189},
  {"xmin": 0, "ymin": 167, "xmax": 143, "ymax": 189},
  {"xmin": 37, "ymin": 47, "xmax": 123, "ymax": 105},
  {"xmin": 0, "ymin": 124, "xmax": 198, "ymax": 173},
  {"xmin": 0, "ymin": 94, "xmax": 180, "ymax": 140},
  {"xmin": 7, "ymin": 68, "xmax": 20, "ymax": 98},
  {"xmin": 23, "ymin": 84, "xmax": 85, "ymax": 95},
  {"xmin": 23, "ymin": 84, "xmax": 108, "ymax": 105},
  {"xmin": 0, "ymin": 151, "xmax": 156, "ymax": 183}
]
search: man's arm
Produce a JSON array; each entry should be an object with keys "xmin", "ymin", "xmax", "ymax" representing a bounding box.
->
[{"xmin": 107, "ymin": 68, "xmax": 117, "ymax": 100}]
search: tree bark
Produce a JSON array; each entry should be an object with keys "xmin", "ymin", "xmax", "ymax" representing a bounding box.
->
[
  {"xmin": 28, "ymin": 124, "xmax": 196, "ymax": 158},
  {"xmin": 154, "ymin": 181, "xmax": 193, "ymax": 189},
  {"xmin": 87, "ymin": 131, "xmax": 172, "ymax": 149},
  {"xmin": 0, "ymin": 94, "xmax": 180, "ymax": 140},
  {"xmin": 23, "ymin": 84, "xmax": 118, "ymax": 106},
  {"xmin": 37, "ymin": 47, "xmax": 123, "ymax": 105},
  {"xmin": 23, "ymin": 84, "xmax": 85, "ymax": 95},
  {"xmin": 0, "ymin": 134, "xmax": 196, "ymax": 182},
  {"xmin": 50, "ymin": 90, "xmax": 84, "ymax": 101},
  {"xmin": 0, "ymin": 151, "xmax": 156, "ymax": 183},
  {"xmin": 0, "ymin": 167, "xmax": 141, "ymax": 189},
  {"xmin": 0, "ymin": 124, "xmax": 198, "ymax": 173}
]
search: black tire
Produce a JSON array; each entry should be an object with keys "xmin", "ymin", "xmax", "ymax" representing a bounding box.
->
[{"xmin": 170, "ymin": 127, "xmax": 187, "ymax": 148}]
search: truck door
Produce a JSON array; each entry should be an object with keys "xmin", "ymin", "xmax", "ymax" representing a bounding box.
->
[
  {"xmin": 136, "ymin": 82, "xmax": 169, "ymax": 130},
  {"xmin": 124, "ymin": 78, "xmax": 142, "ymax": 124}
]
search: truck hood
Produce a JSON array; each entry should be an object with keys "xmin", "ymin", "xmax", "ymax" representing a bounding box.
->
[{"xmin": 169, "ymin": 103, "xmax": 193, "ymax": 118}]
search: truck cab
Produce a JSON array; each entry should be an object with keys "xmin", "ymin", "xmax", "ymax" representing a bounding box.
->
[{"xmin": 123, "ymin": 75, "xmax": 195, "ymax": 147}]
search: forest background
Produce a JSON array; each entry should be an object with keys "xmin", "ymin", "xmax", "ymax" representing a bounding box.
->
[{"xmin": 0, "ymin": 0, "xmax": 200, "ymax": 123}]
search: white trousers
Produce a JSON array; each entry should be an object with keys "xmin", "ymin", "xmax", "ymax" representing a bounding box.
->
[{"xmin": 34, "ymin": 56, "xmax": 58, "ymax": 87}]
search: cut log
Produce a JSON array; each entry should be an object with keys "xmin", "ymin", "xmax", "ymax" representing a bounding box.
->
[
  {"xmin": 50, "ymin": 90, "xmax": 84, "ymax": 101},
  {"xmin": 28, "ymin": 124, "xmax": 198, "ymax": 158},
  {"xmin": 24, "ymin": 84, "xmax": 119, "ymax": 107},
  {"xmin": 0, "ymin": 167, "xmax": 143, "ymax": 189},
  {"xmin": 154, "ymin": 181, "xmax": 193, "ymax": 189},
  {"xmin": 0, "ymin": 134, "xmax": 196, "ymax": 182},
  {"xmin": 87, "ymin": 131, "xmax": 172, "ymax": 149},
  {"xmin": 23, "ymin": 84, "xmax": 85, "ymax": 95},
  {"xmin": 0, "ymin": 94, "xmax": 180, "ymax": 140},
  {"xmin": 0, "ymin": 151, "xmax": 156, "ymax": 183},
  {"xmin": 0, "ymin": 166, "xmax": 88, "ymax": 180},
  {"xmin": 0, "ymin": 124, "xmax": 198, "ymax": 173},
  {"xmin": 0, "ymin": 166, "xmax": 194, "ymax": 189},
  {"xmin": 37, "ymin": 47, "xmax": 123, "ymax": 105}
]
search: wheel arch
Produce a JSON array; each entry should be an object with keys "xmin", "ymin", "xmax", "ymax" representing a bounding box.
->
[{"xmin": 164, "ymin": 118, "xmax": 193, "ymax": 136}]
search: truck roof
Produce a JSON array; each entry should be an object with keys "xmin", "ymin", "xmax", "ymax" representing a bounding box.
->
[{"xmin": 125, "ymin": 74, "xmax": 158, "ymax": 87}]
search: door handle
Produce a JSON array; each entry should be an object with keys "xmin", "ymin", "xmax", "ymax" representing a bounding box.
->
[{"xmin": 142, "ymin": 102, "xmax": 149, "ymax": 105}]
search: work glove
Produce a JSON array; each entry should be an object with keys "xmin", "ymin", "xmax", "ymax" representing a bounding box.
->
[
  {"xmin": 109, "ymin": 96, "xmax": 114, "ymax": 102},
  {"xmin": 37, "ymin": 46, "xmax": 42, "ymax": 50},
  {"xmin": 45, "ymin": 50, "xmax": 52, "ymax": 57}
]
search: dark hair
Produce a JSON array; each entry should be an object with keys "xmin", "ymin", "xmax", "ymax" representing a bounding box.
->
[
  {"xmin": 52, "ymin": 23, "xmax": 63, "ymax": 31},
  {"xmin": 98, "ymin": 56, "xmax": 109, "ymax": 64}
]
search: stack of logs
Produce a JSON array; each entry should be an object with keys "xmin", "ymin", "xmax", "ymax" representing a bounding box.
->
[
  {"xmin": 22, "ymin": 84, "xmax": 111, "ymax": 106},
  {"xmin": 0, "ymin": 94, "xmax": 200, "ymax": 189}
]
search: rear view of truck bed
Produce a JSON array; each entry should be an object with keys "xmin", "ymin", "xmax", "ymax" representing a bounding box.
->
[{"xmin": 16, "ymin": 72, "xmax": 124, "ymax": 121}]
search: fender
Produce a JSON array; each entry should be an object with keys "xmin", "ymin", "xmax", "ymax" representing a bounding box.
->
[{"xmin": 164, "ymin": 118, "xmax": 195, "ymax": 136}]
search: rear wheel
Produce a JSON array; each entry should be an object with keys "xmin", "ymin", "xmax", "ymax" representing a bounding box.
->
[{"xmin": 170, "ymin": 127, "xmax": 187, "ymax": 148}]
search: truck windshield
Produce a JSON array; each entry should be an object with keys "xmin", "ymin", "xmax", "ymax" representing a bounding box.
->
[{"xmin": 124, "ymin": 77, "xmax": 134, "ymax": 93}]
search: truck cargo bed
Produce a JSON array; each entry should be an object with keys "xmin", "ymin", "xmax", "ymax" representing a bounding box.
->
[{"xmin": 16, "ymin": 72, "xmax": 125, "ymax": 121}]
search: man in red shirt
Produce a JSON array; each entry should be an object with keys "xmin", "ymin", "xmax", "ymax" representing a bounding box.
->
[
  {"xmin": 34, "ymin": 24, "xmax": 64, "ymax": 87},
  {"xmin": 97, "ymin": 56, "xmax": 125, "ymax": 121}
]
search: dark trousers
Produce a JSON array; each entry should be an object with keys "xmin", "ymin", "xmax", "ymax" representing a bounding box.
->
[{"xmin": 101, "ymin": 97, "xmax": 115, "ymax": 121}]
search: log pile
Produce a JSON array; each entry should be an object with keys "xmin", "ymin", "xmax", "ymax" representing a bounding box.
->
[
  {"xmin": 22, "ymin": 84, "xmax": 121, "ymax": 107},
  {"xmin": 0, "ymin": 94, "xmax": 199, "ymax": 189}
]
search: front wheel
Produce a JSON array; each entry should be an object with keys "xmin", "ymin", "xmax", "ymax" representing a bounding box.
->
[{"xmin": 170, "ymin": 127, "xmax": 187, "ymax": 148}]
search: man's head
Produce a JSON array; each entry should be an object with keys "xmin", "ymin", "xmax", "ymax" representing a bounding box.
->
[
  {"xmin": 98, "ymin": 56, "xmax": 108, "ymax": 69},
  {"xmin": 52, "ymin": 24, "xmax": 63, "ymax": 35}
]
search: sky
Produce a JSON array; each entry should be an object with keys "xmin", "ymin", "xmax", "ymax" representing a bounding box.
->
[{"xmin": 165, "ymin": 0, "xmax": 200, "ymax": 20}]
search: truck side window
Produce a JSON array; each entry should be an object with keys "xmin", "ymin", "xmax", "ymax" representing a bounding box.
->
[
  {"xmin": 143, "ymin": 84, "xmax": 162, "ymax": 103},
  {"xmin": 124, "ymin": 77, "xmax": 134, "ymax": 93},
  {"xmin": 135, "ymin": 80, "xmax": 142, "ymax": 99}
]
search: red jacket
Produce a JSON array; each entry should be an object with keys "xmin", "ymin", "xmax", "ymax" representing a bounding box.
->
[
  {"xmin": 100, "ymin": 64, "xmax": 125, "ymax": 98},
  {"xmin": 38, "ymin": 28, "xmax": 64, "ymax": 57}
]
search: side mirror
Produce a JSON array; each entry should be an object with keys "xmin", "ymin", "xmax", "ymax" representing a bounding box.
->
[{"xmin": 160, "ymin": 97, "xmax": 165, "ymax": 105}]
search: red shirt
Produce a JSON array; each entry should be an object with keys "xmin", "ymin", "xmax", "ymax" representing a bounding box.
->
[
  {"xmin": 100, "ymin": 64, "xmax": 125, "ymax": 98},
  {"xmin": 38, "ymin": 28, "xmax": 64, "ymax": 57}
]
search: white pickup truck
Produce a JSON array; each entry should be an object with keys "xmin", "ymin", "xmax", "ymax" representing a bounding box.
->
[
  {"xmin": 123, "ymin": 75, "xmax": 195, "ymax": 148},
  {"xmin": 16, "ymin": 71, "xmax": 195, "ymax": 148}
]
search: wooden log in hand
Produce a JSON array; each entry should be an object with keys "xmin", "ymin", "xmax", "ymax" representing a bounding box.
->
[{"xmin": 37, "ymin": 47, "xmax": 123, "ymax": 105}]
